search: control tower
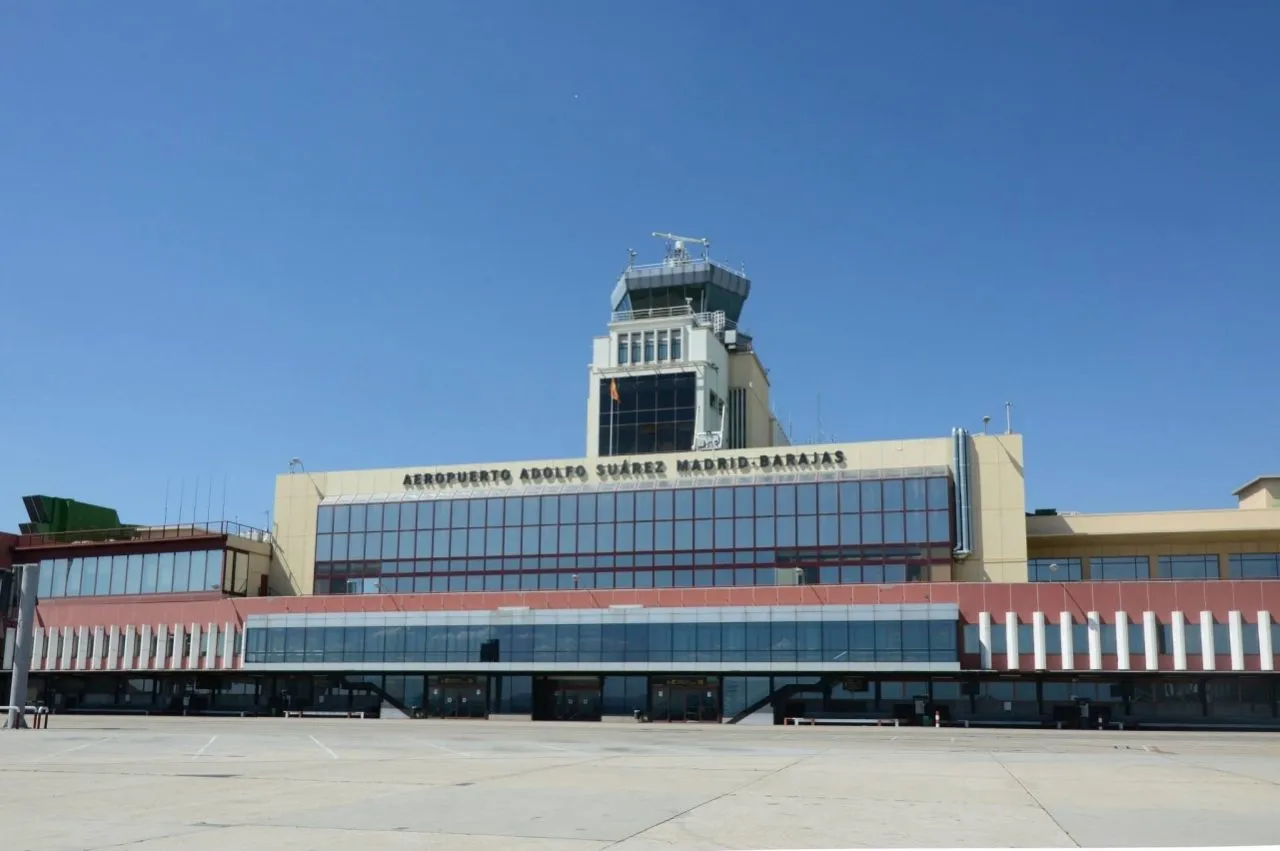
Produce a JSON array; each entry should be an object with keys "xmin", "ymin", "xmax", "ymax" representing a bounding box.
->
[{"xmin": 586, "ymin": 233, "xmax": 789, "ymax": 457}]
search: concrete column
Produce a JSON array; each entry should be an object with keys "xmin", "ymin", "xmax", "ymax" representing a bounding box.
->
[
  {"xmin": 1086, "ymin": 611, "xmax": 1102, "ymax": 670},
  {"xmin": 30, "ymin": 628, "xmax": 45, "ymax": 672},
  {"xmin": 1143, "ymin": 611, "xmax": 1159, "ymax": 670},
  {"xmin": 4, "ymin": 563, "xmax": 39, "ymax": 728},
  {"xmin": 1115, "ymin": 611, "xmax": 1130, "ymax": 671},
  {"xmin": 1258, "ymin": 612, "xmax": 1274, "ymax": 672},
  {"xmin": 171, "ymin": 624, "xmax": 184, "ymax": 670},
  {"xmin": 140, "ymin": 625, "xmax": 154, "ymax": 670},
  {"xmin": 122, "ymin": 626, "xmax": 137, "ymax": 671},
  {"xmin": 1032, "ymin": 612, "xmax": 1047, "ymax": 670},
  {"xmin": 1200, "ymin": 611, "xmax": 1215, "ymax": 671},
  {"xmin": 187, "ymin": 623, "xmax": 201, "ymax": 669},
  {"xmin": 1228, "ymin": 611, "xmax": 1245, "ymax": 671},
  {"xmin": 2, "ymin": 628, "xmax": 13, "ymax": 670},
  {"xmin": 91, "ymin": 626, "xmax": 105, "ymax": 670},
  {"xmin": 76, "ymin": 626, "xmax": 90, "ymax": 670},
  {"xmin": 44, "ymin": 627, "xmax": 57, "ymax": 670},
  {"xmin": 978, "ymin": 612, "xmax": 993, "ymax": 669},
  {"xmin": 153, "ymin": 624, "xmax": 167, "ymax": 669},
  {"xmin": 1059, "ymin": 612, "xmax": 1074, "ymax": 670},
  {"xmin": 1172, "ymin": 611, "xmax": 1187, "ymax": 671},
  {"xmin": 105, "ymin": 626, "xmax": 119, "ymax": 670},
  {"xmin": 222, "ymin": 622, "xmax": 236, "ymax": 669},
  {"xmin": 204, "ymin": 623, "xmax": 218, "ymax": 670},
  {"xmin": 1005, "ymin": 612, "xmax": 1018, "ymax": 670},
  {"xmin": 59, "ymin": 626, "xmax": 74, "ymax": 670}
]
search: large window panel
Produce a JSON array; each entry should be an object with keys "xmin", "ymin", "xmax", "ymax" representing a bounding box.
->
[
  {"xmin": 109, "ymin": 555, "xmax": 128, "ymax": 595},
  {"xmin": 156, "ymin": 553, "xmax": 175, "ymax": 593},
  {"xmin": 188, "ymin": 551, "xmax": 208, "ymax": 592},
  {"xmin": 1230, "ymin": 554, "xmax": 1280, "ymax": 579}
]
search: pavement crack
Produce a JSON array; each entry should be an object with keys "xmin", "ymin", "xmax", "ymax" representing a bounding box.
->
[
  {"xmin": 989, "ymin": 752, "xmax": 1080, "ymax": 848},
  {"xmin": 602, "ymin": 751, "xmax": 818, "ymax": 848}
]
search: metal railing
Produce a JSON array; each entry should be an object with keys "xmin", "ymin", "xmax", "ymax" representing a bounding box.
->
[
  {"xmin": 15, "ymin": 521, "xmax": 271, "ymax": 548},
  {"xmin": 610, "ymin": 304, "xmax": 694, "ymax": 323},
  {"xmin": 609, "ymin": 306, "xmax": 739, "ymax": 334}
]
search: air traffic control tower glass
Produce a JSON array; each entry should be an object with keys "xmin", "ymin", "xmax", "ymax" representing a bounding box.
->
[
  {"xmin": 598, "ymin": 374, "xmax": 696, "ymax": 456},
  {"xmin": 314, "ymin": 475, "xmax": 955, "ymax": 595}
]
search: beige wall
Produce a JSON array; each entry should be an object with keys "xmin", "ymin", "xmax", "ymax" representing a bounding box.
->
[
  {"xmin": 1237, "ymin": 478, "xmax": 1280, "ymax": 510},
  {"xmin": 726, "ymin": 349, "xmax": 775, "ymax": 448},
  {"xmin": 272, "ymin": 433, "xmax": 1027, "ymax": 596},
  {"xmin": 955, "ymin": 434, "xmax": 1028, "ymax": 583},
  {"xmin": 1026, "ymin": 504, "xmax": 1280, "ymax": 580}
]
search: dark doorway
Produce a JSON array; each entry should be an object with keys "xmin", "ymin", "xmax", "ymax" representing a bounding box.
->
[
  {"xmin": 651, "ymin": 677, "xmax": 720, "ymax": 722},
  {"xmin": 533, "ymin": 676, "xmax": 602, "ymax": 721},
  {"xmin": 426, "ymin": 676, "xmax": 487, "ymax": 718}
]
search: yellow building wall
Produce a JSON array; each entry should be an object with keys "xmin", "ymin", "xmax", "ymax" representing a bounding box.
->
[
  {"xmin": 954, "ymin": 433, "xmax": 1027, "ymax": 583},
  {"xmin": 1026, "ymin": 506, "xmax": 1280, "ymax": 580},
  {"xmin": 271, "ymin": 433, "xmax": 1026, "ymax": 596}
]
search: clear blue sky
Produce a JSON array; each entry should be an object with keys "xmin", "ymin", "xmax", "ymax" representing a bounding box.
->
[{"xmin": 3, "ymin": 1, "xmax": 1278, "ymax": 532}]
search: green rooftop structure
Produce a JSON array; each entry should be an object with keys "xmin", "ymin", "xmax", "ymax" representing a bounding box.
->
[{"xmin": 19, "ymin": 495, "xmax": 128, "ymax": 537}]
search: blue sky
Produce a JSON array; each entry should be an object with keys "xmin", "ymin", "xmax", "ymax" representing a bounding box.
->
[{"xmin": 2, "ymin": 1, "xmax": 1277, "ymax": 532}]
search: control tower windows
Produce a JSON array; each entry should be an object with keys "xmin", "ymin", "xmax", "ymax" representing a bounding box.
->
[
  {"xmin": 617, "ymin": 330, "xmax": 684, "ymax": 366},
  {"xmin": 599, "ymin": 373, "xmax": 696, "ymax": 455}
]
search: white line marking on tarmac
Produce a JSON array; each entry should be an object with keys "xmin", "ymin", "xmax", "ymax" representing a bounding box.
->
[
  {"xmin": 309, "ymin": 735, "xmax": 339, "ymax": 759},
  {"xmin": 408, "ymin": 737, "xmax": 467, "ymax": 756},
  {"xmin": 44, "ymin": 736, "xmax": 115, "ymax": 759},
  {"xmin": 193, "ymin": 735, "xmax": 218, "ymax": 759}
]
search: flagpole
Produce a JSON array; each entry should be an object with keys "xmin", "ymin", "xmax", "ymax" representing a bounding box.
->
[{"xmin": 610, "ymin": 393, "xmax": 616, "ymax": 455}]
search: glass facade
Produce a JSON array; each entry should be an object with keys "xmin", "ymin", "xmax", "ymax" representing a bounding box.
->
[
  {"xmin": 313, "ymin": 475, "xmax": 954, "ymax": 595},
  {"xmin": 598, "ymin": 373, "xmax": 697, "ymax": 455},
  {"xmin": 1157, "ymin": 555, "xmax": 1219, "ymax": 580},
  {"xmin": 1090, "ymin": 556, "xmax": 1149, "ymax": 581},
  {"xmin": 246, "ymin": 617, "xmax": 960, "ymax": 667},
  {"xmin": 1229, "ymin": 553, "xmax": 1280, "ymax": 579},
  {"xmin": 1028, "ymin": 553, "xmax": 1276, "ymax": 582},
  {"xmin": 35, "ymin": 550, "xmax": 226, "ymax": 599},
  {"xmin": 1028, "ymin": 558, "xmax": 1082, "ymax": 582}
]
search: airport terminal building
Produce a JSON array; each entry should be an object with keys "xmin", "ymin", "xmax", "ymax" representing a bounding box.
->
[{"xmin": 5, "ymin": 235, "xmax": 1280, "ymax": 727}]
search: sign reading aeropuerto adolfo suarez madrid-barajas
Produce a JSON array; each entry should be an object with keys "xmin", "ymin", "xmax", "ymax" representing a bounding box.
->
[{"xmin": 402, "ymin": 450, "xmax": 847, "ymax": 489}]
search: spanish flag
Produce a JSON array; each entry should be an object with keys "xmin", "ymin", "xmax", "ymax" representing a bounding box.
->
[{"xmin": 609, "ymin": 378, "xmax": 621, "ymax": 403}]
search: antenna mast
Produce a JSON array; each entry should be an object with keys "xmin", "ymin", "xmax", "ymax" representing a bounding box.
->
[{"xmin": 652, "ymin": 231, "xmax": 711, "ymax": 264}]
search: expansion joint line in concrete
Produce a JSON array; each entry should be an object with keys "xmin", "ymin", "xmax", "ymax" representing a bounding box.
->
[{"xmin": 988, "ymin": 752, "xmax": 1080, "ymax": 848}]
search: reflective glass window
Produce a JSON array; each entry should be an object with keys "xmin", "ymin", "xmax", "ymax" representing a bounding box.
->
[
  {"xmin": 173, "ymin": 551, "xmax": 192, "ymax": 592},
  {"xmin": 927, "ymin": 511, "xmax": 950, "ymax": 543},
  {"xmin": 1093, "ymin": 556, "xmax": 1148, "ymax": 581},
  {"xmin": 1229, "ymin": 554, "xmax": 1280, "ymax": 579},
  {"xmin": 1157, "ymin": 554, "xmax": 1218, "ymax": 580},
  {"xmin": 188, "ymin": 551, "xmax": 207, "ymax": 591},
  {"xmin": 860, "ymin": 481, "xmax": 881, "ymax": 511},
  {"xmin": 333, "ymin": 505, "xmax": 351, "ymax": 533},
  {"xmin": 349, "ymin": 504, "xmax": 367, "ymax": 533},
  {"xmin": 141, "ymin": 555, "xmax": 158, "ymax": 593},
  {"xmin": 156, "ymin": 554, "xmax": 175, "ymax": 593},
  {"xmin": 883, "ymin": 480, "xmax": 904, "ymax": 511},
  {"xmin": 905, "ymin": 479, "xmax": 927, "ymax": 511},
  {"xmin": 1029, "ymin": 558, "xmax": 1082, "ymax": 582}
]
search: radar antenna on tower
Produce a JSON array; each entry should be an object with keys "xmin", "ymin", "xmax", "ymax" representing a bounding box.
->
[{"xmin": 652, "ymin": 231, "xmax": 710, "ymax": 264}]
